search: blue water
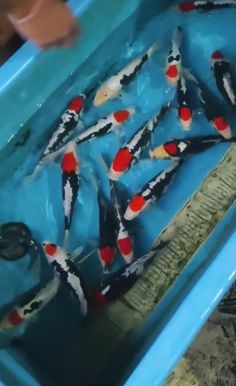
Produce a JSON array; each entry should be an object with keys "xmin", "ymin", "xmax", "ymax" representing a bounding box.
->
[{"xmin": 1, "ymin": 2, "xmax": 236, "ymax": 383}]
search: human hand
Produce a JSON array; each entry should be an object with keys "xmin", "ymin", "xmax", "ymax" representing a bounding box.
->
[{"xmin": 8, "ymin": 0, "xmax": 79, "ymax": 49}]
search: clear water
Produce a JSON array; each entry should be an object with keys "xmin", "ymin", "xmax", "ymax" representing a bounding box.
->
[{"xmin": 1, "ymin": 2, "xmax": 236, "ymax": 384}]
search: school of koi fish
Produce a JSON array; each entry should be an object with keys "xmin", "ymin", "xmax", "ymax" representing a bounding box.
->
[{"xmin": 2, "ymin": 0, "xmax": 236, "ymax": 331}]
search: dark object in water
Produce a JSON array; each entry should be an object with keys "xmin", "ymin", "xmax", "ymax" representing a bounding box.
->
[{"xmin": 0, "ymin": 222, "xmax": 34, "ymax": 261}]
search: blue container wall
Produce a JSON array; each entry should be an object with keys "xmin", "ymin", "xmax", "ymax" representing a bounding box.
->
[{"xmin": 1, "ymin": 0, "xmax": 236, "ymax": 385}]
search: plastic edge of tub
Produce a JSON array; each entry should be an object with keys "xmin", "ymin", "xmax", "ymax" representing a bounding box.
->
[{"xmin": 124, "ymin": 215, "xmax": 236, "ymax": 385}]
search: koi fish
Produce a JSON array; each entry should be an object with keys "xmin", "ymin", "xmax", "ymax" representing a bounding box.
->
[
  {"xmin": 124, "ymin": 162, "xmax": 181, "ymax": 221},
  {"xmin": 179, "ymin": 0, "xmax": 236, "ymax": 12},
  {"xmin": 61, "ymin": 142, "xmax": 79, "ymax": 248},
  {"xmin": 211, "ymin": 51, "xmax": 236, "ymax": 109},
  {"xmin": 94, "ymin": 44, "xmax": 157, "ymax": 106},
  {"xmin": 149, "ymin": 135, "xmax": 234, "ymax": 159},
  {"xmin": 165, "ymin": 26, "xmax": 183, "ymax": 86},
  {"xmin": 43, "ymin": 242, "xmax": 88, "ymax": 315},
  {"xmin": 177, "ymin": 75, "xmax": 193, "ymax": 130},
  {"xmin": 183, "ymin": 70, "xmax": 232, "ymax": 138},
  {"xmin": 74, "ymin": 109, "xmax": 134, "ymax": 146},
  {"xmin": 110, "ymin": 182, "xmax": 133, "ymax": 264},
  {"xmin": 109, "ymin": 103, "xmax": 171, "ymax": 181},
  {"xmin": 28, "ymin": 96, "xmax": 85, "ymax": 180},
  {"xmin": 98, "ymin": 193, "xmax": 117, "ymax": 272},
  {"xmin": 0, "ymin": 276, "xmax": 60, "ymax": 331},
  {"xmin": 197, "ymin": 81, "xmax": 232, "ymax": 139},
  {"xmin": 89, "ymin": 240, "xmax": 168, "ymax": 309}
]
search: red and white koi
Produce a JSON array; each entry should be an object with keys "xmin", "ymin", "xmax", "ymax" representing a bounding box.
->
[
  {"xmin": 109, "ymin": 103, "xmax": 171, "ymax": 181},
  {"xmin": 165, "ymin": 26, "xmax": 183, "ymax": 86},
  {"xmin": 124, "ymin": 161, "xmax": 181, "ymax": 221},
  {"xmin": 93, "ymin": 44, "xmax": 157, "ymax": 106},
  {"xmin": 177, "ymin": 75, "xmax": 193, "ymax": 130},
  {"xmin": 29, "ymin": 96, "xmax": 85, "ymax": 180},
  {"xmin": 0, "ymin": 276, "xmax": 60, "ymax": 331},
  {"xmin": 74, "ymin": 109, "xmax": 134, "ymax": 146},
  {"xmin": 61, "ymin": 142, "xmax": 79, "ymax": 248},
  {"xmin": 211, "ymin": 51, "xmax": 236, "ymax": 109},
  {"xmin": 98, "ymin": 193, "xmax": 117, "ymax": 272},
  {"xmin": 149, "ymin": 135, "xmax": 235, "ymax": 159},
  {"xmin": 110, "ymin": 182, "xmax": 133, "ymax": 264},
  {"xmin": 43, "ymin": 242, "xmax": 88, "ymax": 315},
  {"xmin": 179, "ymin": 0, "xmax": 236, "ymax": 12},
  {"xmin": 89, "ymin": 238, "xmax": 171, "ymax": 310}
]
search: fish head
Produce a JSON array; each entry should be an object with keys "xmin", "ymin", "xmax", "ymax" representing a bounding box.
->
[
  {"xmin": 211, "ymin": 51, "xmax": 225, "ymax": 67},
  {"xmin": 88, "ymin": 290, "xmax": 108, "ymax": 310},
  {"xmin": 42, "ymin": 242, "xmax": 58, "ymax": 261},
  {"xmin": 113, "ymin": 108, "xmax": 135, "ymax": 124},
  {"xmin": 211, "ymin": 117, "xmax": 232, "ymax": 139},
  {"xmin": 179, "ymin": 107, "xmax": 193, "ymax": 131},
  {"xmin": 99, "ymin": 246, "xmax": 116, "ymax": 271},
  {"xmin": 94, "ymin": 85, "xmax": 117, "ymax": 106},
  {"xmin": 165, "ymin": 64, "xmax": 181, "ymax": 86},
  {"xmin": 179, "ymin": 1, "xmax": 196, "ymax": 12},
  {"xmin": 124, "ymin": 195, "xmax": 148, "ymax": 221},
  {"xmin": 61, "ymin": 143, "xmax": 78, "ymax": 173},
  {"xmin": 109, "ymin": 148, "xmax": 133, "ymax": 181},
  {"xmin": 68, "ymin": 95, "xmax": 85, "ymax": 114},
  {"xmin": 117, "ymin": 236, "xmax": 134, "ymax": 263}
]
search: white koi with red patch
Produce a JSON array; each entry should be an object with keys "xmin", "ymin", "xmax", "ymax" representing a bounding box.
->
[
  {"xmin": 61, "ymin": 142, "xmax": 79, "ymax": 248},
  {"xmin": 179, "ymin": 0, "xmax": 236, "ymax": 12},
  {"xmin": 74, "ymin": 108, "xmax": 134, "ymax": 145},
  {"xmin": 0, "ymin": 276, "xmax": 60, "ymax": 332},
  {"xmin": 43, "ymin": 242, "xmax": 87, "ymax": 315},
  {"xmin": 124, "ymin": 162, "xmax": 181, "ymax": 221},
  {"xmin": 165, "ymin": 26, "xmax": 183, "ymax": 86}
]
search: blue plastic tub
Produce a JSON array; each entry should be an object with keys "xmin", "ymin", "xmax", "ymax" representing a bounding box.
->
[{"xmin": 1, "ymin": 0, "xmax": 236, "ymax": 385}]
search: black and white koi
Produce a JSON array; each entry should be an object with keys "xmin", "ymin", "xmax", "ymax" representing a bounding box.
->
[
  {"xmin": 179, "ymin": 0, "xmax": 236, "ymax": 12},
  {"xmin": 0, "ymin": 276, "xmax": 60, "ymax": 331},
  {"xmin": 61, "ymin": 142, "xmax": 79, "ymax": 248},
  {"xmin": 110, "ymin": 182, "xmax": 133, "ymax": 264},
  {"xmin": 211, "ymin": 51, "xmax": 236, "ymax": 109},
  {"xmin": 98, "ymin": 193, "xmax": 117, "ymax": 272},
  {"xmin": 94, "ymin": 44, "xmax": 157, "ymax": 106},
  {"xmin": 43, "ymin": 242, "xmax": 88, "ymax": 316},
  {"xmin": 124, "ymin": 161, "xmax": 181, "ymax": 221},
  {"xmin": 184, "ymin": 70, "xmax": 232, "ymax": 138},
  {"xmin": 29, "ymin": 96, "xmax": 85, "ymax": 180},
  {"xmin": 197, "ymin": 81, "xmax": 232, "ymax": 139},
  {"xmin": 109, "ymin": 103, "xmax": 171, "ymax": 181},
  {"xmin": 177, "ymin": 75, "xmax": 193, "ymax": 131},
  {"xmin": 165, "ymin": 26, "xmax": 183, "ymax": 86},
  {"xmin": 149, "ymin": 135, "xmax": 235, "ymax": 159},
  {"xmin": 89, "ymin": 240, "xmax": 168, "ymax": 309},
  {"xmin": 74, "ymin": 109, "xmax": 134, "ymax": 146}
]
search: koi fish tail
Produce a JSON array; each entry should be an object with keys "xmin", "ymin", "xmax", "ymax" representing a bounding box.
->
[{"xmin": 63, "ymin": 229, "xmax": 70, "ymax": 250}]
